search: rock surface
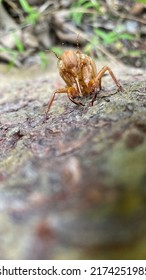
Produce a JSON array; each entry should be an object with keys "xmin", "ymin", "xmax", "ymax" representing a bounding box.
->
[{"xmin": 0, "ymin": 58, "xmax": 146, "ymax": 259}]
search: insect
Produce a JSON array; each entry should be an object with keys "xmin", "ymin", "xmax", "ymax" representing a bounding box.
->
[{"xmin": 45, "ymin": 48, "xmax": 123, "ymax": 116}]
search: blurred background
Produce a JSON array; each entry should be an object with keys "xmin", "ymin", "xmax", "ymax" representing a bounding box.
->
[{"xmin": 0, "ymin": 0, "xmax": 146, "ymax": 68}]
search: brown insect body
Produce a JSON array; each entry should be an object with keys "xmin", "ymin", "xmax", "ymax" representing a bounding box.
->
[
  {"xmin": 46, "ymin": 49, "xmax": 123, "ymax": 115},
  {"xmin": 59, "ymin": 50, "xmax": 96, "ymax": 95}
]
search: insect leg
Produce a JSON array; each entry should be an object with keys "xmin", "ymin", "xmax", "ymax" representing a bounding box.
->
[
  {"xmin": 68, "ymin": 87, "xmax": 85, "ymax": 106},
  {"xmin": 45, "ymin": 87, "xmax": 68, "ymax": 116},
  {"xmin": 95, "ymin": 66, "xmax": 124, "ymax": 92},
  {"xmin": 68, "ymin": 95, "xmax": 85, "ymax": 106},
  {"xmin": 90, "ymin": 89, "xmax": 99, "ymax": 106}
]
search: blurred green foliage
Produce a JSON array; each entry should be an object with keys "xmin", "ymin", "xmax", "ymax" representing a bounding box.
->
[
  {"xmin": 135, "ymin": 0, "xmax": 146, "ymax": 3},
  {"xmin": 13, "ymin": 33, "xmax": 24, "ymax": 53},
  {"xmin": 0, "ymin": 46, "xmax": 18, "ymax": 69},
  {"xmin": 19, "ymin": 0, "xmax": 40, "ymax": 24},
  {"xmin": 70, "ymin": 0, "xmax": 100, "ymax": 26},
  {"xmin": 39, "ymin": 51, "xmax": 48, "ymax": 70},
  {"xmin": 93, "ymin": 28, "xmax": 134, "ymax": 45}
]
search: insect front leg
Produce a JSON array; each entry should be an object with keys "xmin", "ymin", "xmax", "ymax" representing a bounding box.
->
[
  {"xmin": 90, "ymin": 88, "xmax": 100, "ymax": 106},
  {"xmin": 45, "ymin": 87, "xmax": 68, "ymax": 116},
  {"xmin": 68, "ymin": 87, "xmax": 85, "ymax": 106},
  {"xmin": 95, "ymin": 66, "xmax": 124, "ymax": 92},
  {"xmin": 68, "ymin": 95, "xmax": 85, "ymax": 106}
]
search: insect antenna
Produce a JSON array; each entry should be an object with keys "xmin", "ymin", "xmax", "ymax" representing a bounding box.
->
[
  {"xmin": 44, "ymin": 49, "xmax": 61, "ymax": 60},
  {"xmin": 76, "ymin": 33, "xmax": 80, "ymax": 51}
]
